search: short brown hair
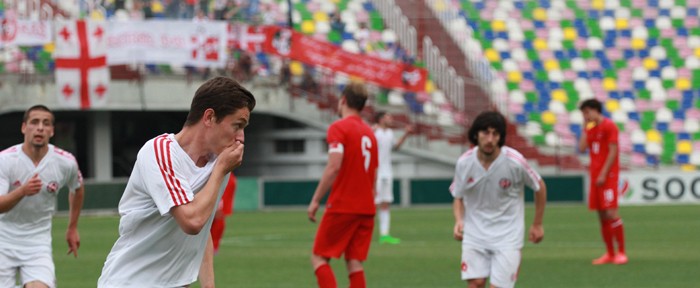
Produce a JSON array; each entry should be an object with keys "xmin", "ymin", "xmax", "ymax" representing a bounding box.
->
[
  {"xmin": 579, "ymin": 99, "xmax": 602, "ymax": 113},
  {"xmin": 185, "ymin": 77, "xmax": 256, "ymax": 126},
  {"xmin": 23, "ymin": 105, "xmax": 54, "ymax": 124},
  {"xmin": 342, "ymin": 82, "xmax": 368, "ymax": 111}
]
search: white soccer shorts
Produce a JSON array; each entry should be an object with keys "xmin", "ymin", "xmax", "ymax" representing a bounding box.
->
[
  {"xmin": 460, "ymin": 246, "xmax": 521, "ymax": 288},
  {"xmin": 0, "ymin": 248, "xmax": 56, "ymax": 288},
  {"xmin": 374, "ymin": 177, "xmax": 394, "ymax": 204}
]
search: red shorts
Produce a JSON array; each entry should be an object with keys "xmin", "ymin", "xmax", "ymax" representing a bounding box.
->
[
  {"xmin": 312, "ymin": 213, "xmax": 374, "ymax": 261},
  {"xmin": 589, "ymin": 179, "xmax": 618, "ymax": 210}
]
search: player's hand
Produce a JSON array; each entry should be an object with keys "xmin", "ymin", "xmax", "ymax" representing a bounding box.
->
[
  {"xmin": 595, "ymin": 174, "xmax": 606, "ymax": 187},
  {"xmin": 21, "ymin": 174, "xmax": 42, "ymax": 196},
  {"xmin": 307, "ymin": 200, "xmax": 320, "ymax": 223},
  {"xmin": 453, "ymin": 221, "xmax": 463, "ymax": 241},
  {"xmin": 66, "ymin": 228, "xmax": 80, "ymax": 258},
  {"xmin": 217, "ymin": 141, "xmax": 245, "ymax": 173},
  {"xmin": 405, "ymin": 125, "xmax": 415, "ymax": 134},
  {"xmin": 528, "ymin": 224, "xmax": 544, "ymax": 244}
]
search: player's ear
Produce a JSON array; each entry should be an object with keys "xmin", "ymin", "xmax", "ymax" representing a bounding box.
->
[{"xmin": 202, "ymin": 108, "xmax": 216, "ymax": 126}]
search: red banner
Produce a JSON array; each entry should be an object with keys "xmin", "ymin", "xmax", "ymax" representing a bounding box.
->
[{"xmin": 230, "ymin": 25, "xmax": 427, "ymax": 92}]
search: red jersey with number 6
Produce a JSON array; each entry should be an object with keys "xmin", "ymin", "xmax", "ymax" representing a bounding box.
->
[
  {"xmin": 325, "ymin": 115, "xmax": 378, "ymax": 215},
  {"xmin": 586, "ymin": 118, "xmax": 619, "ymax": 184}
]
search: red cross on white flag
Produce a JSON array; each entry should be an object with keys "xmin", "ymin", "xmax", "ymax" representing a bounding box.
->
[{"xmin": 54, "ymin": 20, "xmax": 109, "ymax": 109}]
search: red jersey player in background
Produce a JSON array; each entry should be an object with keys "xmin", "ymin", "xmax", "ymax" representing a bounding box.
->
[
  {"xmin": 307, "ymin": 83, "xmax": 378, "ymax": 288},
  {"xmin": 578, "ymin": 99, "xmax": 627, "ymax": 265},
  {"xmin": 211, "ymin": 172, "xmax": 236, "ymax": 254}
]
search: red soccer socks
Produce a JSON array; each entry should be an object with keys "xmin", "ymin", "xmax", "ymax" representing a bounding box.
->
[
  {"xmin": 314, "ymin": 264, "xmax": 337, "ymax": 288},
  {"xmin": 349, "ymin": 270, "xmax": 366, "ymax": 288}
]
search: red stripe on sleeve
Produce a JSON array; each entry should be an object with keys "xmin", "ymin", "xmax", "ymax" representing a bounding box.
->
[
  {"xmin": 154, "ymin": 136, "xmax": 181, "ymax": 206},
  {"xmin": 164, "ymin": 138, "xmax": 190, "ymax": 204}
]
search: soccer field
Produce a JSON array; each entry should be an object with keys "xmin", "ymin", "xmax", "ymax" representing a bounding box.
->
[{"xmin": 51, "ymin": 204, "xmax": 699, "ymax": 287}]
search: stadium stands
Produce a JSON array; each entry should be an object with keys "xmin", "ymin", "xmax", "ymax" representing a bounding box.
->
[{"xmin": 426, "ymin": 0, "xmax": 700, "ymax": 169}]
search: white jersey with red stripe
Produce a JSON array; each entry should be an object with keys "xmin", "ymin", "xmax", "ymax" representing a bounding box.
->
[
  {"xmin": 98, "ymin": 134, "xmax": 220, "ymax": 288},
  {"xmin": 450, "ymin": 146, "xmax": 541, "ymax": 250},
  {"xmin": 0, "ymin": 144, "xmax": 82, "ymax": 253}
]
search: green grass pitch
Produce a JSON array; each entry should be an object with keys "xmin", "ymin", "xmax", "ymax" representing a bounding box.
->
[{"xmin": 51, "ymin": 205, "xmax": 699, "ymax": 287}]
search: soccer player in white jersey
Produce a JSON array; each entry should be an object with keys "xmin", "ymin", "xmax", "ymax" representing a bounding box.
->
[
  {"xmin": 372, "ymin": 111, "xmax": 413, "ymax": 244},
  {"xmin": 0, "ymin": 105, "xmax": 85, "ymax": 288},
  {"xmin": 450, "ymin": 111, "xmax": 547, "ymax": 288},
  {"xmin": 98, "ymin": 77, "xmax": 255, "ymax": 288}
]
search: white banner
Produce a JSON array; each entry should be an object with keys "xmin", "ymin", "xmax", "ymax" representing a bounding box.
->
[
  {"xmin": 106, "ymin": 20, "xmax": 228, "ymax": 68},
  {"xmin": 619, "ymin": 171, "xmax": 700, "ymax": 205},
  {"xmin": 0, "ymin": 18, "xmax": 52, "ymax": 47}
]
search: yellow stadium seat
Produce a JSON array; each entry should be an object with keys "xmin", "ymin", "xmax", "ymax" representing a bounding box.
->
[
  {"xmin": 592, "ymin": 0, "xmax": 605, "ymax": 10},
  {"xmin": 534, "ymin": 39, "xmax": 548, "ymax": 50},
  {"xmin": 43, "ymin": 43, "xmax": 55, "ymax": 53},
  {"xmin": 605, "ymin": 99, "xmax": 620, "ymax": 112},
  {"xmin": 544, "ymin": 59, "xmax": 560, "ymax": 71},
  {"xmin": 301, "ymin": 20, "xmax": 315, "ymax": 34},
  {"xmin": 563, "ymin": 28, "xmax": 577, "ymax": 40},
  {"xmin": 695, "ymin": 48, "xmax": 700, "ymax": 58},
  {"xmin": 425, "ymin": 80, "xmax": 435, "ymax": 93},
  {"xmin": 603, "ymin": 78, "xmax": 617, "ymax": 91},
  {"xmin": 542, "ymin": 111, "xmax": 557, "ymax": 125},
  {"xmin": 643, "ymin": 58, "xmax": 658, "ymax": 70},
  {"xmin": 552, "ymin": 89, "xmax": 568, "ymax": 103},
  {"xmin": 681, "ymin": 164, "xmax": 695, "ymax": 171},
  {"xmin": 290, "ymin": 61, "xmax": 304, "ymax": 76},
  {"xmin": 492, "ymin": 20, "xmax": 506, "ymax": 32},
  {"xmin": 615, "ymin": 18, "xmax": 629, "ymax": 30},
  {"xmin": 507, "ymin": 71, "xmax": 522, "ymax": 83},
  {"xmin": 485, "ymin": 49, "xmax": 501, "ymax": 62},
  {"xmin": 631, "ymin": 38, "xmax": 646, "ymax": 50},
  {"xmin": 434, "ymin": 0, "xmax": 447, "ymax": 11},
  {"xmin": 646, "ymin": 130, "xmax": 661, "ymax": 143},
  {"xmin": 676, "ymin": 78, "xmax": 691, "ymax": 90},
  {"xmin": 678, "ymin": 140, "xmax": 693, "ymax": 154},
  {"xmin": 533, "ymin": 8, "xmax": 547, "ymax": 21},
  {"xmin": 313, "ymin": 12, "xmax": 329, "ymax": 22}
]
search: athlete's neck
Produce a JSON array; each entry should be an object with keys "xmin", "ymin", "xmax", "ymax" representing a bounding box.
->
[
  {"xmin": 175, "ymin": 127, "xmax": 211, "ymax": 167},
  {"xmin": 477, "ymin": 147, "xmax": 501, "ymax": 170},
  {"xmin": 340, "ymin": 108, "xmax": 360, "ymax": 119},
  {"xmin": 21, "ymin": 143, "xmax": 49, "ymax": 166}
]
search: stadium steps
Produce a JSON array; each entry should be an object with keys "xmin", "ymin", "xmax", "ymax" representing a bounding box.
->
[{"xmin": 392, "ymin": 0, "xmax": 582, "ymax": 170}]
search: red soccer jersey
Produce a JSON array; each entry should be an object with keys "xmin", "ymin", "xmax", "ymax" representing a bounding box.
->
[
  {"xmin": 325, "ymin": 115, "xmax": 378, "ymax": 215},
  {"xmin": 586, "ymin": 118, "xmax": 619, "ymax": 181}
]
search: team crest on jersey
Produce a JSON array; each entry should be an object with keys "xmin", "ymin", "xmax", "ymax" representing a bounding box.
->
[
  {"xmin": 47, "ymin": 181, "xmax": 59, "ymax": 193},
  {"xmin": 12, "ymin": 180, "xmax": 21, "ymax": 187},
  {"xmin": 467, "ymin": 177, "xmax": 474, "ymax": 184},
  {"xmin": 461, "ymin": 261, "xmax": 468, "ymax": 272},
  {"xmin": 499, "ymin": 178, "xmax": 512, "ymax": 189}
]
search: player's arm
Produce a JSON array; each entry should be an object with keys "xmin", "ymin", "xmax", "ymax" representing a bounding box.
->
[
  {"xmin": 596, "ymin": 143, "xmax": 618, "ymax": 185},
  {"xmin": 529, "ymin": 179, "xmax": 547, "ymax": 244},
  {"xmin": 0, "ymin": 174, "xmax": 42, "ymax": 214},
  {"xmin": 66, "ymin": 184, "xmax": 85, "ymax": 257},
  {"xmin": 393, "ymin": 125, "xmax": 414, "ymax": 150},
  {"xmin": 171, "ymin": 143, "xmax": 244, "ymax": 235},
  {"xmin": 577, "ymin": 130, "xmax": 588, "ymax": 153},
  {"xmin": 452, "ymin": 198, "xmax": 464, "ymax": 241},
  {"xmin": 198, "ymin": 235, "xmax": 215, "ymax": 288},
  {"xmin": 307, "ymin": 151, "xmax": 343, "ymax": 223}
]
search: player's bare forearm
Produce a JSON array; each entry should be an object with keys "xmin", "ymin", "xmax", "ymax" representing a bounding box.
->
[
  {"xmin": 393, "ymin": 130, "xmax": 412, "ymax": 151},
  {"xmin": 171, "ymin": 169, "xmax": 227, "ymax": 234},
  {"xmin": 452, "ymin": 198, "xmax": 465, "ymax": 241},
  {"xmin": 0, "ymin": 174, "xmax": 42, "ymax": 213},
  {"xmin": 67, "ymin": 185, "xmax": 85, "ymax": 230},
  {"xmin": 578, "ymin": 133, "xmax": 587, "ymax": 153},
  {"xmin": 533, "ymin": 179, "xmax": 547, "ymax": 226},
  {"xmin": 308, "ymin": 153, "xmax": 342, "ymax": 222},
  {"xmin": 198, "ymin": 236, "xmax": 215, "ymax": 288}
]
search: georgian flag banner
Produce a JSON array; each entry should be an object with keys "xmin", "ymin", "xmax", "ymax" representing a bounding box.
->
[{"xmin": 54, "ymin": 20, "xmax": 109, "ymax": 109}]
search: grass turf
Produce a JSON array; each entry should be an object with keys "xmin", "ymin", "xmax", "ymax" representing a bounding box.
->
[{"xmin": 51, "ymin": 205, "xmax": 699, "ymax": 287}]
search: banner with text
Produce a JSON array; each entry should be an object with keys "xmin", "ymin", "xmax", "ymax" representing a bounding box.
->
[
  {"xmin": 0, "ymin": 17, "xmax": 52, "ymax": 47},
  {"xmin": 229, "ymin": 25, "xmax": 427, "ymax": 92},
  {"xmin": 106, "ymin": 21, "xmax": 228, "ymax": 68},
  {"xmin": 618, "ymin": 171, "xmax": 700, "ymax": 205}
]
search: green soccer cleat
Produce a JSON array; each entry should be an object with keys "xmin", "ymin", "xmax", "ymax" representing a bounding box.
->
[{"xmin": 379, "ymin": 235, "xmax": 401, "ymax": 244}]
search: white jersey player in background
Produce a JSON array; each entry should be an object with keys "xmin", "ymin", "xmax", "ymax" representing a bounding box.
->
[
  {"xmin": 0, "ymin": 105, "xmax": 85, "ymax": 288},
  {"xmin": 98, "ymin": 77, "xmax": 255, "ymax": 288},
  {"xmin": 373, "ymin": 111, "xmax": 413, "ymax": 244},
  {"xmin": 450, "ymin": 111, "xmax": 546, "ymax": 288}
]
